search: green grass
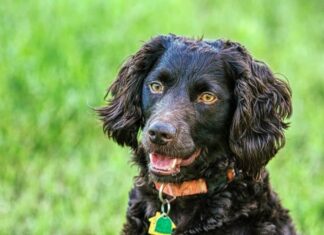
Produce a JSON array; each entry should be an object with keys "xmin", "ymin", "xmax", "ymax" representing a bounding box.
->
[{"xmin": 0, "ymin": 0, "xmax": 323, "ymax": 234}]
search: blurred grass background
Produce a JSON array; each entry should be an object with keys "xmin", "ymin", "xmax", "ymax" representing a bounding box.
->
[{"xmin": 0, "ymin": 0, "xmax": 323, "ymax": 234}]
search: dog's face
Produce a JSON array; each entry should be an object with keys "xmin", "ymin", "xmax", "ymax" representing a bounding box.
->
[
  {"xmin": 141, "ymin": 44, "xmax": 234, "ymax": 182},
  {"xmin": 98, "ymin": 35, "xmax": 292, "ymax": 181}
]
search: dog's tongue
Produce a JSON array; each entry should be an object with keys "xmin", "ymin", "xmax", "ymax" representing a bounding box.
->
[
  {"xmin": 150, "ymin": 153, "xmax": 178, "ymax": 170},
  {"xmin": 149, "ymin": 149, "xmax": 201, "ymax": 175}
]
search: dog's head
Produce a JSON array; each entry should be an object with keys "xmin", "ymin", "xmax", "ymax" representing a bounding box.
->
[{"xmin": 97, "ymin": 35, "xmax": 292, "ymax": 181}]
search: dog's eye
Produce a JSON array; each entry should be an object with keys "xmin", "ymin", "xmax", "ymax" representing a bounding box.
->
[
  {"xmin": 197, "ymin": 92, "xmax": 218, "ymax": 104},
  {"xmin": 149, "ymin": 81, "xmax": 164, "ymax": 94}
]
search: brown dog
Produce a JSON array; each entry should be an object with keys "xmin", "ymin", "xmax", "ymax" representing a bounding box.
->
[{"xmin": 98, "ymin": 35, "xmax": 296, "ymax": 235}]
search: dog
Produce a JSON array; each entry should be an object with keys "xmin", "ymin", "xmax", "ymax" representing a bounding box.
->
[{"xmin": 97, "ymin": 34, "xmax": 296, "ymax": 234}]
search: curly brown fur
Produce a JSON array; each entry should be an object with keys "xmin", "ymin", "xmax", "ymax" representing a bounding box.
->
[{"xmin": 97, "ymin": 34, "xmax": 296, "ymax": 234}]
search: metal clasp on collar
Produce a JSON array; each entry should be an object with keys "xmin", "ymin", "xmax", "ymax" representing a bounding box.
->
[{"xmin": 159, "ymin": 183, "xmax": 171, "ymax": 215}]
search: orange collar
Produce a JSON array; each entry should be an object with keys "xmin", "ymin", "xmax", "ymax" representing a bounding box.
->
[
  {"xmin": 154, "ymin": 179, "xmax": 207, "ymax": 197},
  {"xmin": 154, "ymin": 167, "xmax": 236, "ymax": 197}
]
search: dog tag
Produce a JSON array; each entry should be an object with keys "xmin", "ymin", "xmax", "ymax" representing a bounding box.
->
[{"xmin": 148, "ymin": 212, "xmax": 176, "ymax": 235}]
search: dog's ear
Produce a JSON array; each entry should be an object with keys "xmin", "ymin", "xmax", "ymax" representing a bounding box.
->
[
  {"xmin": 221, "ymin": 41, "xmax": 292, "ymax": 177},
  {"xmin": 97, "ymin": 35, "xmax": 171, "ymax": 150}
]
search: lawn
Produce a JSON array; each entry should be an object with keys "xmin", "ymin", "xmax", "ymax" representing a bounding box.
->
[{"xmin": 0, "ymin": 0, "xmax": 323, "ymax": 234}]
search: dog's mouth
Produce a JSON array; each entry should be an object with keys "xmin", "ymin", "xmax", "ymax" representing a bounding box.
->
[{"xmin": 149, "ymin": 148, "xmax": 201, "ymax": 175}]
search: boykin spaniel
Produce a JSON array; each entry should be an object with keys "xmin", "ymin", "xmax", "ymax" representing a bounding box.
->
[{"xmin": 97, "ymin": 35, "xmax": 296, "ymax": 235}]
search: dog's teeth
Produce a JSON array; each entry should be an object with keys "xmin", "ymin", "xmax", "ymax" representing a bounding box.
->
[
  {"xmin": 171, "ymin": 159, "xmax": 177, "ymax": 169},
  {"xmin": 176, "ymin": 158, "xmax": 182, "ymax": 165}
]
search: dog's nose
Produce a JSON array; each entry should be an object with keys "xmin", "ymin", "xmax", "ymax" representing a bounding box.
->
[{"xmin": 148, "ymin": 122, "xmax": 176, "ymax": 145}]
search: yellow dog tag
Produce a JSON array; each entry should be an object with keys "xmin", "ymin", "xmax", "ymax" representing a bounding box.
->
[{"xmin": 148, "ymin": 212, "xmax": 176, "ymax": 235}]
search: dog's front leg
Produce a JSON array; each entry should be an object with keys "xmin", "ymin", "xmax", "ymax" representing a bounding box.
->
[{"xmin": 121, "ymin": 187, "xmax": 149, "ymax": 235}]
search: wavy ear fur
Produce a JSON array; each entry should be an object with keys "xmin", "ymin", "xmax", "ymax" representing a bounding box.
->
[
  {"xmin": 221, "ymin": 41, "xmax": 292, "ymax": 177},
  {"xmin": 97, "ymin": 35, "xmax": 170, "ymax": 149}
]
